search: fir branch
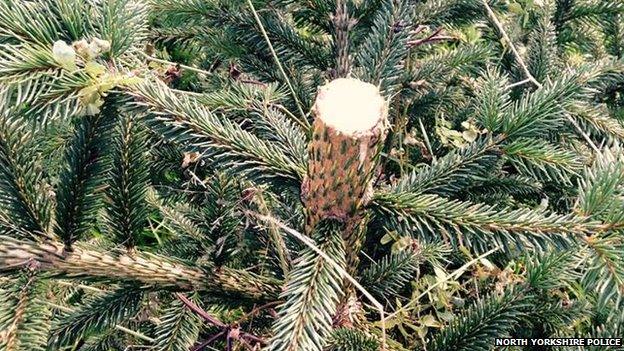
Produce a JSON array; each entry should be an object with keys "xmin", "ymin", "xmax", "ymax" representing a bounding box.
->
[
  {"xmin": 48, "ymin": 286, "xmax": 144, "ymax": 348},
  {"xmin": 104, "ymin": 112, "xmax": 150, "ymax": 249},
  {"xmin": 148, "ymin": 0, "xmax": 217, "ymax": 23},
  {"xmin": 250, "ymin": 105, "xmax": 308, "ymax": 170},
  {"xmin": 499, "ymin": 72, "xmax": 586, "ymax": 139},
  {"xmin": 54, "ymin": 110, "xmax": 113, "ymax": 248},
  {"xmin": 0, "ymin": 1, "xmax": 61, "ymax": 45},
  {"xmin": 0, "ymin": 274, "xmax": 51, "ymax": 351},
  {"xmin": 0, "ymin": 236, "xmax": 281, "ymax": 300},
  {"xmin": 0, "ymin": 43, "xmax": 59, "ymax": 79},
  {"xmin": 392, "ymin": 137, "xmax": 501, "ymax": 196},
  {"xmin": 526, "ymin": 15, "xmax": 559, "ymax": 83},
  {"xmin": 250, "ymin": 190, "xmax": 292, "ymax": 275},
  {"xmin": 465, "ymin": 175, "xmax": 543, "ymax": 202},
  {"xmin": 154, "ymin": 294, "xmax": 203, "ymax": 351},
  {"xmin": 244, "ymin": 0, "xmax": 309, "ymax": 123},
  {"xmin": 0, "ymin": 107, "xmax": 51, "ymax": 237},
  {"xmin": 481, "ymin": 0, "xmax": 540, "ymax": 88},
  {"xmin": 331, "ymin": 0, "xmax": 354, "ymax": 78},
  {"xmin": 131, "ymin": 80, "xmax": 304, "ymax": 183},
  {"xmin": 569, "ymin": 314, "xmax": 624, "ymax": 350},
  {"xmin": 269, "ymin": 220, "xmax": 346, "ymax": 351},
  {"xmin": 146, "ymin": 189, "xmax": 207, "ymax": 243},
  {"xmin": 503, "ymin": 138, "xmax": 584, "ymax": 185},
  {"xmin": 6, "ymin": 71, "xmax": 92, "ymax": 123},
  {"xmin": 576, "ymin": 145, "xmax": 624, "ymax": 225},
  {"xmin": 563, "ymin": 1, "xmax": 624, "ymax": 24},
  {"xmin": 235, "ymin": 5, "xmax": 331, "ymax": 71},
  {"xmin": 471, "ymin": 67, "xmax": 511, "ymax": 131},
  {"xmin": 480, "ymin": 3, "xmax": 601, "ymax": 151},
  {"xmin": 430, "ymin": 288, "xmax": 532, "ymax": 351},
  {"xmin": 51, "ymin": 0, "xmax": 93, "ymax": 40},
  {"xmin": 0, "ymin": 0, "xmax": 622, "ymax": 348},
  {"xmin": 354, "ymin": 0, "xmax": 413, "ymax": 95},
  {"xmin": 94, "ymin": 0, "xmax": 149, "ymax": 58},
  {"xmin": 360, "ymin": 248, "xmax": 422, "ymax": 298},
  {"xmin": 371, "ymin": 192, "xmax": 590, "ymax": 252},
  {"xmin": 326, "ymin": 328, "xmax": 379, "ymax": 351},
  {"xmin": 412, "ymin": 0, "xmax": 485, "ymax": 26},
  {"xmin": 79, "ymin": 329, "xmax": 125, "ymax": 351},
  {"xmin": 570, "ymin": 103, "xmax": 624, "ymax": 141},
  {"xmin": 408, "ymin": 44, "xmax": 492, "ymax": 90},
  {"xmin": 582, "ymin": 233, "xmax": 624, "ymax": 300},
  {"xmin": 273, "ymin": 0, "xmax": 334, "ymax": 33},
  {"xmin": 196, "ymin": 82, "xmax": 284, "ymax": 113},
  {"xmin": 525, "ymin": 250, "xmax": 580, "ymax": 291},
  {"xmin": 576, "ymin": 146, "xmax": 624, "ymax": 297}
]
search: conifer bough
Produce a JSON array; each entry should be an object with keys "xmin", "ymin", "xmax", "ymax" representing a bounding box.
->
[
  {"xmin": 302, "ymin": 78, "xmax": 388, "ymax": 229},
  {"xmin": 0, "ymin": 237, "xmax": 280, "ymax": 300}
]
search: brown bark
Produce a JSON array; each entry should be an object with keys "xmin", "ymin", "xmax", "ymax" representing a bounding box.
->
[
  {"xmin": 302, "ymin": 78, "xmax": 388, "ymax": 232},
  {"xmin": 300, "ymin": 78, "xmax": 389, "ymax": 328}
]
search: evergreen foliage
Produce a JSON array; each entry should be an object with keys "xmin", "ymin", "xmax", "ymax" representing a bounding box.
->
[{"xmin": 0, "ymin": 0, "xmax": 622, "ymax": 350}]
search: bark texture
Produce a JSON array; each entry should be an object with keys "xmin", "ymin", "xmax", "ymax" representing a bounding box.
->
[
  {"xmin": 302, "ymin": 78, "xmax": 388, "ymax": 232},
  {"xmin": 301, "ymin": 78, "xmax": 389, "ymax": 328}
]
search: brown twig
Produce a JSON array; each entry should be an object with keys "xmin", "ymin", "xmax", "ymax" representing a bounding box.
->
[
  {"xmin": 175, "ymin": 293, "xmax": 267, "ymax": 349},
  {"xmin": 235, "ymin": 301, "xmax": 282, "ymax": 325},
  {"xmin": 410, "ymin": 25, "xmax": 427, "ymax": 36},
  {"xmin": 176, "ymin": 293, "xmax": 226, "ymax": 327},
  {"xmin": 239, "ymin": 78, "xmax": 268, "ymax": 87},
  {"xmin": 408, "ymin": 27, "xmax": 455, "ymax": 47},
  {"xmin": 191, "ymin": 330, "xmax": 225, "ymax": 351}
]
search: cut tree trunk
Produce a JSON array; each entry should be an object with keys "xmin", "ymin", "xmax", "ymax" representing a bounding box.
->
[
  {"xmin": 302, "ymin": 77, "xmax": 388, "ymax": 232},
  {"xmin": 301, "ymin": 78, "xmax": 389, "ymax": 328}
]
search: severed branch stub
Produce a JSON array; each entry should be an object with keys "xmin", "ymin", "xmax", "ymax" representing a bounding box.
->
[
  {"xmin": 301, "ymin": 79, "xmax": 389, "ymax": 331},
  {"xmin": 302, "ymin": 78, "xmax": 389, "ymax": 231},
  {"xmin": 281, "ymin": 78, "xmax": 390, "ymax": 348}
]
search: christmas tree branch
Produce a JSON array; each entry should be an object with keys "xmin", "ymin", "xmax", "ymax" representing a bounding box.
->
[
  {"xmin": 0, "ymin": 236, "xmax": 280, "ymax": 300},
  {"xmin": 481, "ymin": 0, "xmax": 600, "ymax": 152},
  {"xmin": 250, "ymin": 212, "xmax": 388, "ymax": 350},
  {"xmin": 331, "ymin": 0, "xmax": 354, "ymax": 78}
]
